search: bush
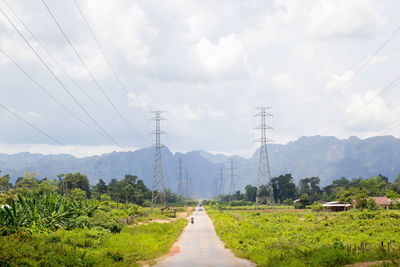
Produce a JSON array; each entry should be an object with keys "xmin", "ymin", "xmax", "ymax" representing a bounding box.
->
[
  {"xmin": 366, "ymin": 198, "xmax": 380, "ymax": 211},
  {"xmin": 127, "ymin": 204, "xmax": 143, "ymax": 216},
  {"xmin": 311, "ymin": 202, "xmax": 324, "ymax": 212}
]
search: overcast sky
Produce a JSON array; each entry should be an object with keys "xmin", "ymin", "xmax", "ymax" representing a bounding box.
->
[{"xmin": 1, "ymin": 0, "xmax": 400, "ymax": 158}]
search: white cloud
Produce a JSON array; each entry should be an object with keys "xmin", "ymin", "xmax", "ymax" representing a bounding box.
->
[
  {"xmin": 1, "ymin": 0, "xmax": 399, "ymax": 156},
  {"xmin": 273, "ymin": 73, "xmax": 295, "ymax": 88},
  {"xmin": 326, "ymin": 71, "xmax": 354, "ymax": 91},
  {"xmin": 191, "ymin": 34, "xmax": 248, "ymax": 77},
  {"xmin": 305, "ymin": 0, "xmax": 386, "ymax": 39},
  {"xmin": 343, "ymin": 90, "xmax": 394, "ymax": 131}
]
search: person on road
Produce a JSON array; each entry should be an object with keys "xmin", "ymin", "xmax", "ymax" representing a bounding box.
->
[{"xmin": 191, "ymin": 217, "xmax": 194, "ymax": 224}]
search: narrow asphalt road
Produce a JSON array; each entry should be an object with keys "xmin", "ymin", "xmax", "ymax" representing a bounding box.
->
[{"xmin": 155, "ymin": 205, "xmax": 255, "ymax": 267}]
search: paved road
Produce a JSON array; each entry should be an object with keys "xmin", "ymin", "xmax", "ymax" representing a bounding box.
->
[{"xmin": 155, "ymin": 206, "xmax": 254, "ymax": 267}]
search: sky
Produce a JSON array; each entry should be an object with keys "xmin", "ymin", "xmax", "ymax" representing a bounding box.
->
[{"xmin": 0, "ymin": 0, "xmax": 400, "ymax": 158}]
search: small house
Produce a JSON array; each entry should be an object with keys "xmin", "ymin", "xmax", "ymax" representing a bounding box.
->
[
  {"xmin": 351, "ymin": 197, "xmax": 392, "ymax": 209},
  {"xmin": 322, "ymin": 201, "xmax": 351, "ymax": 212},
  {"xmin": 371, "ymin": 197, "xmax": 391, "ymax": 209}
]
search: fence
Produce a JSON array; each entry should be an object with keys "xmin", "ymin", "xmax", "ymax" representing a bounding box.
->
[{"xmin": 346, "ymin": 241, "xmax": 397, "ymax": 254}]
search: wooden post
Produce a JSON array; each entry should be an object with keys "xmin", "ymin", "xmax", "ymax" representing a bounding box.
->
[{"xmin": 361, "ymin": 241, "xmax": 364, "ymax": 253}]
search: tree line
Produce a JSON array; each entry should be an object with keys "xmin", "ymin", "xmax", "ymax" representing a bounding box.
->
[
  {"xmin": 219, "ymin": 173, "xmax": 400, "ymax": 207},
  {"xmin": 0, "ymin": 170, "xmax": 181, "ymax": 206}
]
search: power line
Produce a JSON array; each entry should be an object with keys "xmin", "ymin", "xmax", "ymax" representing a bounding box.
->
[
  {"xmin": 0, "ymin": 102, "xmax": 85, "ymax": 157},
  {"xmin": 71, "ymin": 0, "xmax": 150, "ymax": 123},
  {"xmin": 71, "ymin": 0, "xmax": 126, "ymax": 95},
  {"xmin": 2, "ymin": 0, "xmax": 122, "ymax": 124},
  {"xmin": 41, "ymin": 0, "xmax": 145, "ymax": 141},
  {"xmin": 304, "ymin": 23, "xmax": 400, "ymax": 121},
  {"xmin": 0, "ymin": 48, "xmax": 104, "ymax": 137},
  {"xmin": 0, "ymin": 6, "xmax": 124, "ymax": 149},
  {"xmin": 322, "ymin": 73, "xmax": 400, "ymax": 135}
]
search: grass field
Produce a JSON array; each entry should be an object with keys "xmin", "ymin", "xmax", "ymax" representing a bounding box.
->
[
  {"xmin": 0, "ymin": 218, "xmax": 187, "ymax": 266},
  {"xmin": 0, "ymin": 194, "xmax": 190, "ymax": 266},
  {"xmin": 207, "ymin": 206, "xmax": 400, "ymax": 266}
]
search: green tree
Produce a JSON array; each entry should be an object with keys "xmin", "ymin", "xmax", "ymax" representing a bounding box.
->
[
  {"xmin": 271, "ymin": 174, "xmax": 296, "ymax": 203},
  {"xmin": 64, "ymin": 173, "xmax": 91, "ymax": 198},
  {"xmin": 94, "ymin": 179, "xmax": 108, "ymax": 199},
  {"xmin": 355, "ymin": 194, "xmax": 368, "ymax": 210},
  {"xmin": 14, "ymin": 171, "xmax": 39, "ymax": 194},
  {"xmin": 70, "ymin": 188, "xmax": 87, "ymax": 201},
  {"xmin": 244, "ymin": 184, "xmax": 257, "ymax": 202},
  {"xmin": 38, "ymin": 179, "xmax": 58, "ymax": 194},
  {"xmin": 0, "ymin": 173, "xmax": 12, "ymax": 192},
  {"xmin": 299, "ymin": 193, "xmax": 310, "ymax": 205}
]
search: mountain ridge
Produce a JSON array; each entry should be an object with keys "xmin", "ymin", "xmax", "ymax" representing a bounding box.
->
[{"xmin": 1, "ymin": 135, "xmax": 400, "ymax": 197}]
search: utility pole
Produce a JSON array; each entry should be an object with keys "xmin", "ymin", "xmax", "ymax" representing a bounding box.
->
[
  {"xmin": 254, "ymin": 107, "xmax": 274, "ymax": 208},
  {"xmin": 218, "ymin": 168, "xmax": 224, "ymax": 196},
  {"xmin": 177, "ymin": 158, "xmax": 184, "ymax": 201},
  {"xmin": 151, "ymin": 111, "xmax": 166, "ymax": 211},
  {"xmin": 229, "ymin": 159, "xmax": 237, "ymax": 202}
]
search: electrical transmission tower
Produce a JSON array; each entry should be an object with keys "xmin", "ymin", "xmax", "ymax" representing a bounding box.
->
[
  {"xmin": 177, "ymin": 158, "xmax": 184, "ymax": 200},
  {"xmin": 151, "ymin": 111, "xmax": 166, "ymax": 211},
  {"xmin": 218, "ymin": 168, "xmax": 224, "ymax": 196},
  {"xmin": 229, "ymin": 159, "xmax": 237, "ymax": 202},
  {"xmin": 185, "ymin": 171, "xmax": 189, "ymax": 199},
  {"xmin": 254, "ymin": 107, "xmax": 274, "ymax": 208}
]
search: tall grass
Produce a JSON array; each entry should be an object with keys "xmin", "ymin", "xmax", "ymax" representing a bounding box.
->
[{"xmin": 207, "ymin": 207, "xmax": 400, "ymax": 266}]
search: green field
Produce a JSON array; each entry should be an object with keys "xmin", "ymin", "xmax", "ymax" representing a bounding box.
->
[
  {"xmin": 207, "ymin": 206, "xmax": 400, "ymax": 266},
  {"xmin": 0, "ymin": 194, "xmax": 188, "ymax": 266}
]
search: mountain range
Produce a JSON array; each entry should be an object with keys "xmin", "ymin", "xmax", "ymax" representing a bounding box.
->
[{"xmin": 1, "ymin": 135, "xmax": 400, "ymax": 197}]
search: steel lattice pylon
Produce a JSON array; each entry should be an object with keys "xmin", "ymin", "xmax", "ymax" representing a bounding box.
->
[
  {"xmin": 177, "ymin": 158, "xmax": 184, "ymax": 200},
  {"xmin": 218, "ymin": 168, "xmax": 224, "ymax": 196},
  {"xmin": 229, "ymin": 159, "xmax": 237, "ymax": 202},
  {"xmin": 255, "ymin": 107, "xmax": 274, "ymax": 208},
  {"xmin": 151, "ymin": 111, "xmax": 166, "ymax": 210}
]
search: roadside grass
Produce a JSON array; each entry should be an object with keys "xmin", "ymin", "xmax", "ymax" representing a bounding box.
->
[
  {"xmin": 207, "ymin": 207, "xmax": 400, "ymax": 266},
  {"xmin": 0, "ymin": 218, "xmax": 187, "ymax": 266}
]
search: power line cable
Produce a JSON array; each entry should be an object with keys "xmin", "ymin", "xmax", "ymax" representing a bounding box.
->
[
  {"xmin": 2, "ymin": 0, "xmax": 123, "ymax": 124},
  {"xmin": 322, "ymin": 73, "xmax": 400, "ymax": 135},
  {"xmin": 0, "ymin": 6, "xmax": 124, "ymax": 149},
  {"xmin": 0, "ymin": 48, "xmax": 104, "ymax": 138},
  {"xmin": 71, "ymin": 0, "xmax": 150, "ymax": 124},
  {"xmin": 304, "ymin": 23, "xmax": 400, "ymax": 121},
  {"xmin": 0, "ymin": 102, "xmax": 86, "ymax": 157},
  {"xmin": 41, "ymin": 0, "xmax": 146, "ymax": 141}
]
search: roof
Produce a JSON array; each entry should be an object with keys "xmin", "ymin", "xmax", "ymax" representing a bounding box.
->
[
  {"xmin": 371, "ymin": 197, "xmax": 391, "ymax": 206},
  {"xmin": 322, "ymin": 201, "xmax": 351, "ymax": 207}
]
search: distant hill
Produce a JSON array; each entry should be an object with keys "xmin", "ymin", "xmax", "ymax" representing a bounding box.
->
[{"xmin": 1, "ymin": 135, "xmax": 400, "ymax": 197}]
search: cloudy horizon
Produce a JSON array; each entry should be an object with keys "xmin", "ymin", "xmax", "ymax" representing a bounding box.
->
[{"xmin": 1, "ymin": 0, "xmax": 400, "ymax": 158}]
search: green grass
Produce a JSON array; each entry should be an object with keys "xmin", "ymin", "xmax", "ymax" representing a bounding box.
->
[
  {"xmin": 219, "ymin": 205, "xmax": 295, "ymax": 210},
  {"xmin": 0, "ymin": 219, "xmax": 187, "ymax": 266},
  {"xmin": 207, "ymin": 207, "xmax": 400, "ymax": 266}
]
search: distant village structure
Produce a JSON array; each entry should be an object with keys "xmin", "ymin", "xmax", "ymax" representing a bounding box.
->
[{"xmin": 322, "ymin": 197, "xmax": 392, "ymax": 212}]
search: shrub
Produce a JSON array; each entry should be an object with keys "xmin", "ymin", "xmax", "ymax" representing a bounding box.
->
[
  {"xmin": 311, "ymin": 202, "xmax": 324, "ymax": 212},
  {"xmin": 366, "ymin": 198, "xmax": 380, "ymax": 211}
]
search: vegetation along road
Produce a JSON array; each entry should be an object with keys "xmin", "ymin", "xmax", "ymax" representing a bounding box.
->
[{"xmin": 155, "ymin": 205, "xmax": 255, "ymax": 267}]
